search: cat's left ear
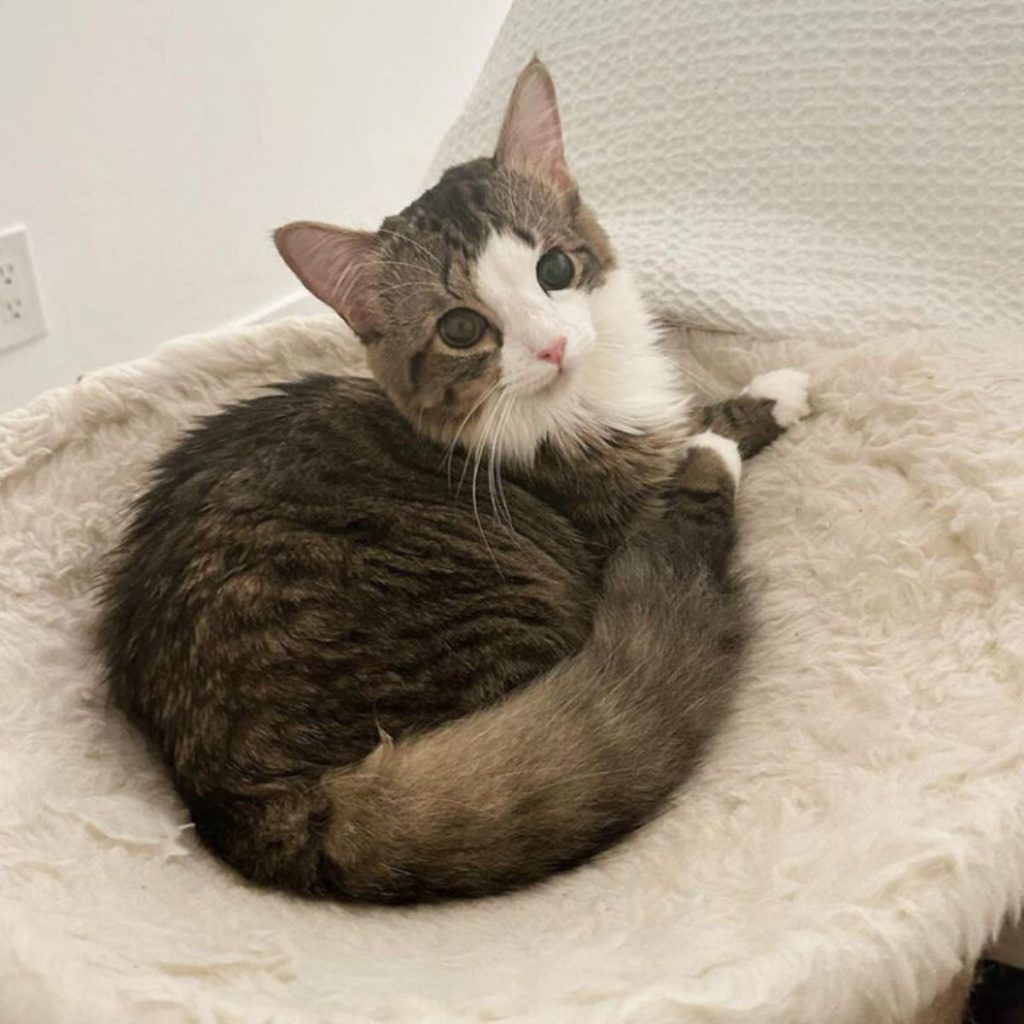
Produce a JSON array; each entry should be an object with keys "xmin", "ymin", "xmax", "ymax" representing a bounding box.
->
[
  {"xmin": 274, "ymin": 221, "xmax": 380, "ymax": 339},
  {"xmin": 495, "ymin": 59, "xmax": 574, "ymax": 191}
]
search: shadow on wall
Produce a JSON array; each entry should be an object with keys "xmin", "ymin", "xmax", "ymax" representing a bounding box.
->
[{"xmin": 0, "ymin": 0, "xmax": 512, "ymax": 413}]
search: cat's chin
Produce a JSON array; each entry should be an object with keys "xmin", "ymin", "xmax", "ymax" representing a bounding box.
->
[{"xmin": 517, "ymin": 368, "xmax": 573, "ymax": 401}]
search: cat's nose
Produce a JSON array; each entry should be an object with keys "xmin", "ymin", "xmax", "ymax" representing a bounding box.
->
[{"xmin": 538, "ymin": 337, "xmax": 567, "ymax": 366}]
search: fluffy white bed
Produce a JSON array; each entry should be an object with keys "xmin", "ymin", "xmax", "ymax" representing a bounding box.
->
[
  {"xmin": 3, "ymin": 1, "xmax": 1024, "ymax": 1021},
  {"xmin": 2, "ymin": 318, "xmax": 1023, "ymax": 1023}
]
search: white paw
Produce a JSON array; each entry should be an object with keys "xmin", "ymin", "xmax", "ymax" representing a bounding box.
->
[
  {"xmin": 686, "ymin": 431, "xmax": 741, "ymax": 487},
  {"xmin": 744, "ymin": 368, "xmax": 811, "ymax": 428}
]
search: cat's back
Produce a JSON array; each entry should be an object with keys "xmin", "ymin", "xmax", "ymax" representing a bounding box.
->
[
  {"xmin": 140, "ymin": 373, "xmax": 421, "ymax": 517},
  {"xmin": 98, "ymin": 374, "xmax": 597, "ymax": 788}
]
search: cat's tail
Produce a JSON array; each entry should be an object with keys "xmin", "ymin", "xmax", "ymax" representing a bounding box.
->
[{"xmin": 191, "ymin": 438, "xmax": 746, "ymax": 903}]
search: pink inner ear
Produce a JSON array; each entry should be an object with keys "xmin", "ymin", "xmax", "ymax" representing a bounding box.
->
[
  {"xmin": 274, "ymin": 222, "xmax": 378, "ymax": 337},
  {"xmin": 496, "ymin": 61, "xmax": 574, "ymax": 191}
]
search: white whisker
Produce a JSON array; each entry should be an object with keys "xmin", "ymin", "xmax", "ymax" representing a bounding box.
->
[
  {"xmin": 443, "ymin": 380, "xmax": 502, "ymax": 488},
  {"xmin": 370, "ymin": 258, "xmax": 438, "ymax": 281},
  {"xmin": 468, "ymin": 410, "xmax": 505, "ymax": 578},
  {"xmin": 377, "ymin": 228, "xmax": 443, "ymax": 269}
]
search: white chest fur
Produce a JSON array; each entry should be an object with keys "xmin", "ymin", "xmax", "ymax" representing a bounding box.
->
[{"xmin": 467, "ymin": 232, "xmax": 689, "ymax": 465}]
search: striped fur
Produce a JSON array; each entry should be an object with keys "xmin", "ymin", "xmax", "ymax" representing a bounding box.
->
[{"xmin": 97, "ymin": 61, "xmax": 810, "ymax": 902}]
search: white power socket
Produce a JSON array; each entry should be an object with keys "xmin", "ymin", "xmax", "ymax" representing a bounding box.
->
[{"xmin": 0, "ymin": 225, "xmax": 48, "ymax": 353}]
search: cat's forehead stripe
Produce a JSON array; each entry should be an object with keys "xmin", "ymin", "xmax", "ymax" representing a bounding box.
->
[
  {"xmin": 392, "ymin": 159, "xmax": 560, "ymax": 263},
  {"xmin": 512, "ymin": 226, "xmax": 536, "ymax": 247}
]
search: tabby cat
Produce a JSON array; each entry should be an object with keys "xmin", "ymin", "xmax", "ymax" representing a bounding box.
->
[{"xmin": 98, "ymin": 61, "xmax": 810, "ymax": 903}]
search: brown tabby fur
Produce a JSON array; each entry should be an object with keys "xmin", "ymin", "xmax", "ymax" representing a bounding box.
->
[{"xmin": 97, "ymin": 62, "xmax": 791, "ymax": 903}]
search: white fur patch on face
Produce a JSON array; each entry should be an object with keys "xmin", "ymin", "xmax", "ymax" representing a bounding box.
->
[
  {"xmin": 686, "ymin": 431, "xmax": 742, "ymax": 488},
  {"xmin": 472, "ymin": 231, "xmax": 596, "ymax": 394},
  {"xmin": 466, "ymin": 231, "xmax": 689, "ymax": 464},
  {"xmin": 744, "ymin": 369, "xmax": 812, "ymax": 427}
]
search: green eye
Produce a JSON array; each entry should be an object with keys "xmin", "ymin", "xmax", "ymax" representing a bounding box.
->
[
  {"xmin": 438, "ymin": 308, "xmax": 487, "ymax": 348},
  {"xmin": 536, "ymin": 248, "xmax": 574, "ymax": 291}
]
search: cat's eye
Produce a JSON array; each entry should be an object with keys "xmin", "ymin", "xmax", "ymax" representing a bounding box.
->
[
  {"xmin": 536, "ymin": 248, "xmax": 574, "ymax": 291},
  {"xmin": 438, "ymin": 308, "xmax": 487, "ymax": 348}
]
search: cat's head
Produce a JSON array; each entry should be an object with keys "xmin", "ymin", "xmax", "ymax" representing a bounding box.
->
[{"xmin": 276, "ymin": 61, "xmax": 681, "ymax": 463}]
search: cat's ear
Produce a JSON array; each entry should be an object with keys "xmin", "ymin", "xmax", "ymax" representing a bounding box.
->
[
  {"xmin": 495, "ymin": 59, "xmax": 574, "ymax": 191},
  {"xmin": 274, "ymin": 222, "xmax": 380, "ymax": 338}
]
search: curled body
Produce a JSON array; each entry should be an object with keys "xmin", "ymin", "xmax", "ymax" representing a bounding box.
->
[{"xmin": 97, "ymin": 62, "xmax": 810, "ymax": 902}]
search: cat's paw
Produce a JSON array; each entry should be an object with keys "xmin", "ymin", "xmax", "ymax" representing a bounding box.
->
[
  {"xmin": 685, "ymin": 431, "xmax": 742, "ymax": 487},
  {"xmin": 743, "ymin": 369, "xmax": 811, "ymax": 428}
]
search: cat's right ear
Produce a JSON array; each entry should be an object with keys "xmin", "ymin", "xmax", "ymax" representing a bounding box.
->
[
  {"xmin": 495, "ymin": 59, "xmax": 574, "ymax": 191},
  {"xmin": 274, "ymin": 222, "xmax": 379, "ymax": 339}
]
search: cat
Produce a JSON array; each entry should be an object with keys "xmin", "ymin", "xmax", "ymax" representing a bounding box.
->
[{"xmin": 97, "ymin": 60, "xmax": 810, "ymax": 903}]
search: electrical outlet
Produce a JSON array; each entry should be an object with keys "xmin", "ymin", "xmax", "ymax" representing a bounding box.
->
[{"xmin": 0, "ymin": 225, "xmax": 48, "ymax": 352}]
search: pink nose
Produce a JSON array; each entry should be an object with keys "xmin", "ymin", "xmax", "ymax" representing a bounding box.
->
[{"xmin": 538, "ymin": 336, "xmax": 567, "ymax": 366}]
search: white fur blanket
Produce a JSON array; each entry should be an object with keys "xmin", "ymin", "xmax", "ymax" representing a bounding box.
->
[{"xmin": 1, "ymin": 316, "xmax": 1022, "ymax": 1023}]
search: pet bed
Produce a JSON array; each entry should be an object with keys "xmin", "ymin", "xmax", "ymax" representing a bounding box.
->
[
  {"xmin": 1, "ymin": 318, "xmax": 1022, "ymax": 1023},
  {"xmin": 3, "ymin": 0, "xmax": 1024, "ymax": 1020}
]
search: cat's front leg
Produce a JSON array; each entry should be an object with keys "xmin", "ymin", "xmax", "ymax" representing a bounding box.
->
[{"xmin": 697, "ymin": 368, "xmax": 811, "ymax": 459}]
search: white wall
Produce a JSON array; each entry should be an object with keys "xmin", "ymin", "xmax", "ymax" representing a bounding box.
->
[{"xmin": 0, "ymin": 0, "xmax": 511, "ymax": 412}]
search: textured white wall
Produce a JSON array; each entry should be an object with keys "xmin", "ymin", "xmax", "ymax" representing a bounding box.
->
[{"xmin": 0, "ymin": 0, "xmax": 511, "ymax": 411}]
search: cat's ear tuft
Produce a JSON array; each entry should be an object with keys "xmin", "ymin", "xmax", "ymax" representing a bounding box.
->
[
  {"xmin": 495, "ymin": 59, "xmax": 573, "ymax": 191},
  {"xmin": 274, "ymin": 222, "xmax": 379, "ymax": 339}
]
